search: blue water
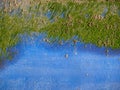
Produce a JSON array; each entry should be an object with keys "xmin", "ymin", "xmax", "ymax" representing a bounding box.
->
[{"xmin": 0, "ymin": 34, "xmax": 120, "ymax": 90}]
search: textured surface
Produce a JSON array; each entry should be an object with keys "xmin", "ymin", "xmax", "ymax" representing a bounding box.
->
[{"xmin": 0, "ymin": 35, "xmax": 120, "ymax": 90}]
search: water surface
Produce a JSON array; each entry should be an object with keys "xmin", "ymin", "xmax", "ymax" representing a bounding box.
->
[{"xmin": 0, "ymin": 34, "xmax": 120, "ymax": 90}]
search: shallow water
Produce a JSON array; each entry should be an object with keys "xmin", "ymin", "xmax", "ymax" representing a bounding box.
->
[{"xmin": 0, "ymin": 34, "xmax": 120, "ymax": 90}]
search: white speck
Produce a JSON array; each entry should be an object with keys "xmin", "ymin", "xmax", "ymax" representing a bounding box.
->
[
  {"xmin": 74, "ymin": 52, "xmax": 78, "ymax": 55},
  {"xmin": 65, "ymin": 54, "xmax": 68, "ymax": 59},
  {"xmin": 86, "ymin": 73, "xmax": 89, "ymax": 76}
]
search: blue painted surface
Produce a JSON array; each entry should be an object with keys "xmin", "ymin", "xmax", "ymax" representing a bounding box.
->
[{"xmin": 0, "ymin": 34, "xmax": 120, "ymax": 90}]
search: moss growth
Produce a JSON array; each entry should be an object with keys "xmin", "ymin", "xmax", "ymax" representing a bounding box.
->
[
  {"xmin": 41, "ymin": 1, "xmax": 120, "ymax": 49},
  {"xmin": 0, "ymin": 1, "xmax": 50, "ymax": 59},
  {"xmin": 0, "ymin": 0, "xmax": 120, "ymax": 60}
]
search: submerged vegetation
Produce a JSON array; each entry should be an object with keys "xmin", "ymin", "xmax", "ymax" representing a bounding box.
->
[{"xmin": 0, "ymin": 0, "xmax": 120, "ymax": 59}]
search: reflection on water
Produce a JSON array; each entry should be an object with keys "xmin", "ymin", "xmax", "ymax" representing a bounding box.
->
[{"xmin": 0, "ymin": 34, "xmax": 120, "ymax": 90}]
